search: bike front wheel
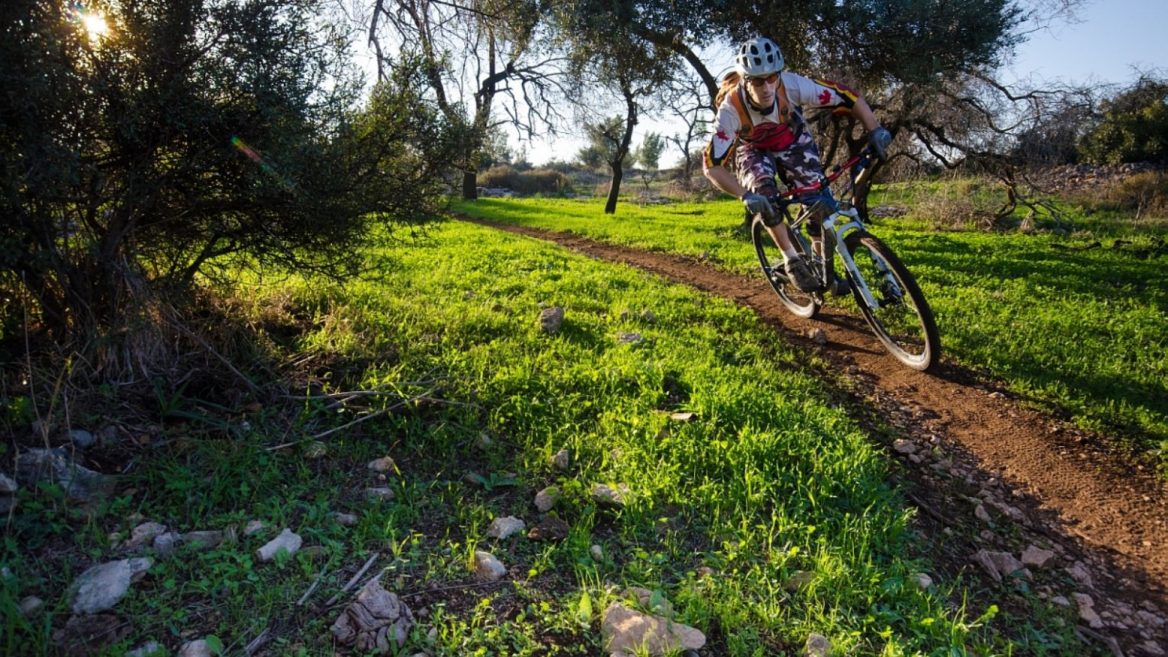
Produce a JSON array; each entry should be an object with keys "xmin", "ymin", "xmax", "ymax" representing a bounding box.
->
[
  {"xmin": 843, "ymin": 232, "xmax": 940, "ymax": 371},
  {"xmin": 751, "ymin": 215, "xmax": 820, "ymax": 318}
]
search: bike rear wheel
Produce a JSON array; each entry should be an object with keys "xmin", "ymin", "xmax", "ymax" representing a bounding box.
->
[
  {"xmin": 751, "ymin": 215, "xmax": 820, "ymax": 318},
  {"xmin": 843, "ymin": 232, "xmax": 940, "ymax": 370}
]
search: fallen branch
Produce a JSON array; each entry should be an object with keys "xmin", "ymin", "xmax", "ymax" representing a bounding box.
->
[
  {"xmin": 297, "ymin": 567, "xmax": 329, "ymax": 606},
  {"xmin": 265, "ymin": 391, "xmax": 433, "ymax": 451},
  {"xmin": 324, "ymin": 552, "xmax": 381, "ymax": 608}
]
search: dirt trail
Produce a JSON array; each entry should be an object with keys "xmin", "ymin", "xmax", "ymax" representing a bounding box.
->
[{"xmin": 469, "ymin": 217, "xmax": 1168, "ymax": 646}]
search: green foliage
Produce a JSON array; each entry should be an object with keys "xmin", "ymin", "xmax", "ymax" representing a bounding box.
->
[
  {"xmin": 634, "ymin": 132, "xmax": 666, "ymax": 171},
  {"xmin": 0, "ymin": 0, "xmax": 450, "ymax": 346},
  {"xmin": 576, "ymin": 117, "xmax": 627, "ymax": 170},
  {"xmin": 1079, "ymin": 77, "xmax": 1168, "ymax": 165}
]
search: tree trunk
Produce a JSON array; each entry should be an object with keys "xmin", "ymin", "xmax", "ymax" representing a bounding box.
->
[
  {"xmin": 462, "ymin": 170, "xmax": 478, "ymax": 200},
  {"xmin": 605, "ymin": 164, "xmax": 623, "ymax": 214}
]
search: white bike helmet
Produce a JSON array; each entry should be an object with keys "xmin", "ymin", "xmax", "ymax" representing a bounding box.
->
[{"xmin": 735, "ymin": 36, "xmax": 784, "ymax": 78}]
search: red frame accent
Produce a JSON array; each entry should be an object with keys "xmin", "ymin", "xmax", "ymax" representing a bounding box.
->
[{"xmin": 778, "ymin": 152, "xmax": 864, "ymax": 199}]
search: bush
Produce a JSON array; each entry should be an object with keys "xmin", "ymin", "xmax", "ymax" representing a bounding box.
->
[
  {"xmin": 1078, "ymin": 78, "xmax": 1168, "ymax": 165},
  {"xmin": 1082, "ymin": 171, "xmax": 1168, "ymax": 219},
  {"xmin": 477, "ymin": 166, "xmax": 574, "ymax": 195}
]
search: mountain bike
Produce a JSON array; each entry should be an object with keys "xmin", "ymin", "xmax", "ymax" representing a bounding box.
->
[{"xmin": 751, "ymin": 145, "xmax": 940, "ymax": 371}]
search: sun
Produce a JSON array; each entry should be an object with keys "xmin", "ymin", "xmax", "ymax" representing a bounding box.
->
[{"xmin": 80, "ymin": 11, "xmax": 110, "ymax": 40}]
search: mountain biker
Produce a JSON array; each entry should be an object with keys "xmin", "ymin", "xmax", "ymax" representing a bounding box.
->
[{"xmin": 703, "ymin": 36, "xmax": 892, "ymax": 292}]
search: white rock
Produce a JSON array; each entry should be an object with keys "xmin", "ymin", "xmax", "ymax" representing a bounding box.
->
[
  {"xmin": 591, "ymin": 483, "xmax": 629, "ymax": 508},
  {"xmin": 331, "ymin": 512, "xmax": 359, "ymax": 527},
  {"xmin": 1021, "ymin": 545, "xmax": 1056, "ymax": 569},
  {"xmin": 256, "ymin": 528, "xmax": 302, "ymax": 562},
  {"xmin": 486, "ymin": 516, "xmax": 526, "ymax": 540},
  {"xmin": 1051, "ymin": 595, "xmax": 1071, "ymax": 607},
  {"xmin": 805, "ymin": 633, "xmax": 831, "ymax": 657},
  {"xmin": 243, "ymin": 520, "xmax": 266, "ymax": 536},
  {"xmin": 127, "ymin": 522, "xmax": 168, "ymax": 548},
  {"xmin": 1073, "ymin": 593, "xmax": 1104, "ymax": 629},
  {"xmin": 69, "ymin": 429, "xmax": 96, "ymax": 449},
  {"xmin": 591, "ymin": 545, "xmax": 604, "ymax": 561},
  {"xmin": 539, "ymin": 307, "xmax": 564, "ymax": 334},
  {"xmin": 181, "ymin": 531, "xmax": 223, "ymax": 551},
  {"xmin": 365, "ymin": 487, "xmax": 395, "ymax": 501},
  {"xmin": 331, "ymin": 576, "xmax": 415, "ymax": 652},
  {"xmin": 153, "ymin": 532, "xmax": 183, "ymax": 556},
  {"xmin": 18, "ymin": 596, "xmax": 44, "ymax": 616},
  {"xmin": 668, "ymin": 412, "xmax": 696, "ymax": 423},
  {"xmin": 912, "ymin": 573, "xmax": 933, "ymax": 590},
  {"xmin": 473, "ymin": 551, "xmax": 506, "ymax": 581},
  {"xmin": 601, "ymin": 603, "xmax": 705, "ymax": 655},
  {"xmin": 974, "ymin": 505, "xmax": 993, "ymax": 524},
  {"xmin": 534, "ymin": 486, "xmax": 560, "ymax": 512},
  {"xmin": 807, "ymin": 328, "xmax": 827, "ymax": 345},
  {"xmin": 178, "ymin": 639, "xmax": 211, "ymax": 657},
  {"xmin": 1066, "ymin": 561, "xmax": 1094, "ymax": 588},
  {"xmin": 892, "ymin": 439, "xmax": 917, "ymax": 455},
  {"xmin": 368, "ymin": 457, "xmax": 395, "ymax": 473},
  {"xmin": 1140, "ymin": 641, "xmax": 1165, "ymax": 656},
  {"xmin": 71, "ymin": 557, "xmax": 153, "ymax": 614},
  {"xmin": 551, "ymin": 449, "xmax": 570, "ymax": 471},
  {"xmin": 616, "ymin": 332, "xmax": 643, "ymax": 345},
  {"xmin": 16, "ymin": 448, "xmax": 115, "ymax": 502},
  {"xmin": 973, "ymin": 550, "xmax": 1027, "ymax": 583},
  {"xmin": 1, "ymin": 472, "xmax": 19, "ymax": 494}
]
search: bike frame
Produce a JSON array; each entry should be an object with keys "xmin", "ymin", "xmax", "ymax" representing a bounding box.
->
[{"xmin": 771, "ymin": 148, "xmax": 889, "ymax": 312}]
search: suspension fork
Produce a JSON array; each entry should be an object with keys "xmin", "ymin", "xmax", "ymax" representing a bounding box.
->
[{"xmin": 822, "ymin": 213, "xmax": 883, "ymax": 311}]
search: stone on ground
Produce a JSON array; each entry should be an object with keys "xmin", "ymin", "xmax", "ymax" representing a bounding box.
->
[
  {"xmin": 600, "ymin": 603, "xmax": 705, "ymax": 656},
  {"xmin": 486, "ymin": 516, "xmax": 525, "ymax": 539},
  {"xmin": 805, "ymin": 633, "xmax": 831, "ymax": 657},
  {"xmin": 534, "ymin": 486, "xmax": 560, "ymax": 512},
  {"xmin": 16, "ymin": 448, "xmax": 115, "ymax": 503},
  {"xmin": 539, "ymin": 307, "xmax": 564, "ymax": 334},
  {"xmin": 331, "ymin": 576, "xmax": 415, "ymax": 654},
  {"xmin": 256, "ymin": 528, "xmax": 302, "ymax": 562},
  {"xmin": 70, "ymin": 557, "xmax": 153, "ymax": 614},
  {"xmin": 473, "ymin": 551, "xmax": 507, "ymax": 581}
]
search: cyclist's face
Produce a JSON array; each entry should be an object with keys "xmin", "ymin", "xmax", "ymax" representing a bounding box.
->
[{"xmin": 745, "ymin": 73, "xmax": 778, "ymax": 105}]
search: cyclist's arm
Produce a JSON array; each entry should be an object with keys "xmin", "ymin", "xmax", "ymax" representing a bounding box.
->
[
  {"xmin": 705, "ymin": 164, "xmax": 749, "ymax": 200},
  {"xmin": 702, "ymin": 102, "xmax": 749, "ymax": 198},
  {"xmin": 785, "ymin": 73, "xmax": 881, "ymax": 131}
]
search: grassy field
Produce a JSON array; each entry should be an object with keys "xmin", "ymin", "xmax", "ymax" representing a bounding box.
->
[
  {"xmin": 452, "ymin": 196, "xmax": 1168, "ymax": 469},
  {"xmin": 3, "ymin": 221, "xmax": 1097, "ymax": 655}
]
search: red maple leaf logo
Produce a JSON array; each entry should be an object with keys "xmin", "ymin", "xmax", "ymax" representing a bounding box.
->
[
  {"xmin": 715, "ymin": 129, "xmax": 730, "ymax": 141},
  {"xmin": 818, "ymin": 90, "xmax": 832, "ymax": 105}
]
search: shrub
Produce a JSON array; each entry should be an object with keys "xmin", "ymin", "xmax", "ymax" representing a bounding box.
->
[
  {"xmin": 1082, "ymin": 171, "xmax": 1168, "ymax": 219},
  {"xmin": 477, "ymin": 166, "xmax": 574, "ymax": 195},
  {"xmin": 1078, "ymin": 78, "xmax": 1168, "ymax": 165}
]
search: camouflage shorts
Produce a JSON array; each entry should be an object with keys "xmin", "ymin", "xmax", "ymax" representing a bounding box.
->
[{"xmin": 735, "ymin": 129, "xmax": 825, "ymax": 225}]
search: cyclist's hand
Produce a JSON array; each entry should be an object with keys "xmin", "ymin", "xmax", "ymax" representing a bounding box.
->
[
  {"xmin": 868, "ymin": 127, "xmax": 892, "ymax": 161},
  {"xmin": 742, "ymin": 192, "xmax": 774, "ymax": 219}
]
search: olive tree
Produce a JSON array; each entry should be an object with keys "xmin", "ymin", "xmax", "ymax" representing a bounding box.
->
[{"xmin": 0, "ymin": 0, "xmax": 457, "ymax": 352}]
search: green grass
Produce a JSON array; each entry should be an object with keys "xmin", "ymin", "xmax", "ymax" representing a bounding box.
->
[
  {"xmin": 453, "ymin": 196, "xmax": 1168, "ymax": 467},
  {"xmin": 2, "ymin": 221, "xmax": 1090, "ymax": 655}
]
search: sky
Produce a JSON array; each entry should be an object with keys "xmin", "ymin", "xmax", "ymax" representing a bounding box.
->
[{"xmin": 515, "ymin": 0, "xmax": 1168, "ymax": 166}]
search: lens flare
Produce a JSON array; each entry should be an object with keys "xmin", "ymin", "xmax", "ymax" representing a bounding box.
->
[{"xmin": 231, "ymin": 136, "xmax": 296, "ymax": 191}]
